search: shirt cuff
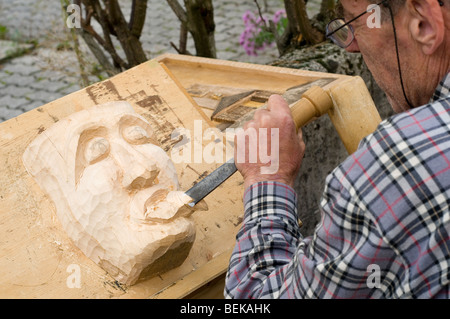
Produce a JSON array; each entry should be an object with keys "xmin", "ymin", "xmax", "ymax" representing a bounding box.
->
[{"xmin": 243, "ymin": 181, "xmax": 299, "ymax": 227}]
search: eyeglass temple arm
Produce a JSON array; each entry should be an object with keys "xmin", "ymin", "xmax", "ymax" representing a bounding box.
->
[
  {"xmin": 327, "ymin": 0, "xmax": 443, "ymax": 37},
  {"xmin": 326, "ymin": 0, "xmax": 389, "ymax": 36}
]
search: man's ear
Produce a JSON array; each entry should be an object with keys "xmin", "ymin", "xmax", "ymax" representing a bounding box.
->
[{"xmin": 406, "ymin": 0, "xmax": 445, "ymax": 55}]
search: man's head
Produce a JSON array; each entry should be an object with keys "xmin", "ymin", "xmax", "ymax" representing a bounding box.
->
[
  {"xmin": 22, "ymin": 101, "xmax": 197, "ymax": 285},
  {"xmin": 338, "ymin": 0, "xmax": 449, "ymax": 112}
]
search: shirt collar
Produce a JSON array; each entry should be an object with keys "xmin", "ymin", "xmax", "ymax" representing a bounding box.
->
[{"xmin": 430, "ymin": 72, "xmax": 450, "ymax": 103}]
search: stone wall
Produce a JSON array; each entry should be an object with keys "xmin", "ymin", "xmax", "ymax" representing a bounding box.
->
[{"xmin": 270, "ymin": 42, "xmax": 393, "ymax": 236}]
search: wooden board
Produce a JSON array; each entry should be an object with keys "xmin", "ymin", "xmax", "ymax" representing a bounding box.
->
[
  {"xmin": 157, "ymin": 54, "xmax": 381, "ymax": 154},
  {"xmin": 0, "ymin": 54, "xmax": 381, "ymax": 299},
  {"xmin": 156, "ymin": 54, "xmax": 343, "ymax": 93},
  {"xmin": 156, "ymin": 54, "xmax": 343, "ymax": 129},
  {"xmin": 0, "ymin": 59, "xmax": 243, "ymax": 298}
]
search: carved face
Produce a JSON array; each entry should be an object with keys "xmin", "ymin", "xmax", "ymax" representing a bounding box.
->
[{"xmin": 23, "ymin": 102, "xmax": 196, "ymax": 285}]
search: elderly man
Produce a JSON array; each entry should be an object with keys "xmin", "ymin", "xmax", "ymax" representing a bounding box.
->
[{"xmin": 225, "ymin": 0, "xmax": 449, "ymax": 298}]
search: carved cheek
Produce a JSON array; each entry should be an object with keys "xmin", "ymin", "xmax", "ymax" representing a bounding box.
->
[{"xmin": 71, "ymin": 159, "xmax": 128, "ymax": 217}]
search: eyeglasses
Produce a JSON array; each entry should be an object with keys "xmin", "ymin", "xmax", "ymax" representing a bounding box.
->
[
  {"xmin": 327, "ymin": 0, "xmax": 445, "ymax": 49},
  {"xmin": 326, "ymin": 0, "xmax": 389, "ymax": 48}
]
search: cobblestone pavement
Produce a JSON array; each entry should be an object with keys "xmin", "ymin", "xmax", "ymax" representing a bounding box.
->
[{"xmin": 0, "ymin": 0, "xmax": 320, "ymax": 122}]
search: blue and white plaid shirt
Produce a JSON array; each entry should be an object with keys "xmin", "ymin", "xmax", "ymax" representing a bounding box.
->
[{"xmin": 225, "ymin": 73, "xmax": 450, "ymax": 299}]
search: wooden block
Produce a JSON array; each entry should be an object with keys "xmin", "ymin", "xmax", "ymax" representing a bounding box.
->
[{"xmin": 0, "ymin": 59, "xmax": 244, "ymax": 298}]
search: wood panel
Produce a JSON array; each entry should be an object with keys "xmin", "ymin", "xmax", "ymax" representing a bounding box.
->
[
  {"xmin": 0, "ymin": 59, "xmax": 243, "ymax": 298},
  {"xmin": 0, "ymin": 54, "xmax": 381, "ymax": 299}
]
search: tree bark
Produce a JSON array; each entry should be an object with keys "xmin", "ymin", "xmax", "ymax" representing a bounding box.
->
[
  {"xmin": 61, "ymin": 0, "xmax": 92, "ymax": 84},
  {"xmin": 283, "ymin": 0, "xmax": 323, "ymax": 46},
  {"xmin": 320, "ymin": 0, "xmax": 336, "ymax": 17},
  {"xmin": 104, "ymin": 0, "xmax": 148, "ymax": 67},
  {"xmin": 76, "ymin": 0, "xmax": 148, "ymax": 74},
  {"xmin": 170, "ymin": 23, "xmax": 191, "ymax": 55},
  {"xmin": 77, "ymin": 27, "xmax": 119, "ymax": 76},
  {"xmin": 129, "ymin": 0, "xmax": 148, "ymax": 39},
  {"xmin": 184, "ymin": 0, "xmax": 216, "ymax": 58},
  {"xmin": 167, "ymin": 0, "xmax": 216, "ymax": 58},
  {"xmin": 317, "ymin": 0, "xmax": 336, "ymax": 26}
]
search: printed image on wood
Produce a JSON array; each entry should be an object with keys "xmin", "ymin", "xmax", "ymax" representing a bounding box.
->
[
  {"xmin": 22, "ymin": 101, "xmax": 199, "ymax": 286},
  {"xmin": 186, "ymin": 83, "xmax": 277, "ymax": 124}
]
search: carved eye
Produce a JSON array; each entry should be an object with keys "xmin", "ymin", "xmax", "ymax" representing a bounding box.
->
[
  {"xmin": 123, "ymin": 125, "xmax": 151, "ymax": 144},
  {"xmin": 85, "ymin": 137, "xmax": 110, "ymax": 164}
]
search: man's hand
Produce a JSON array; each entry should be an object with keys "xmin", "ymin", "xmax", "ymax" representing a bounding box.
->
[{"xmin": 234, "ymin": 94, "xmax": 306, "ymax": 189}]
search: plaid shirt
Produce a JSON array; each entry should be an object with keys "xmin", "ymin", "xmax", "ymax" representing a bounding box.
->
[{"xmin": 225, "ymin": 73, "xmax": 450, "ymax": 299}]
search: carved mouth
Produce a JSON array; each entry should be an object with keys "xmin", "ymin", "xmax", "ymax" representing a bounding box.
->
[
  {"xmin": 129, "ymin": 187, "xmax": 193, "ymax": 224},
  {"xmin": 144, "ymin": 190, "xmax": 193, "ymax": 223}
]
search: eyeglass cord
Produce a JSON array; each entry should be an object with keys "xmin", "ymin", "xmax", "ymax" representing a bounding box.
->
[{"xmin": 386, "ymin": 4, "xmax": 415, "ymax": 109}]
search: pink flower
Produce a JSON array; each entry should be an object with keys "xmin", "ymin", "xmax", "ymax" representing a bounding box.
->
[{"xmin": 239, "ymin": 9, "xmax": 285, "ymax": 56}]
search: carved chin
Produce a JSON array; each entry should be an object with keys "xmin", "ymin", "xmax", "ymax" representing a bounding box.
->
[
  {"xmin": 99, "ymin": 238, "xmax": 196, "ymax": 286},
  {"xmin": 99, "ymin": 217, "xmax": 197, "ymax": 285}
]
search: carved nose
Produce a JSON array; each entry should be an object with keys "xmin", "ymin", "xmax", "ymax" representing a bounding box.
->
[
  {"xmin": 114, "ymin": 140, "xmax": 161, "ymax": 190},
  {"xmin": 123, "ymin": 166, "xmax": 160, "ymax": 191}
]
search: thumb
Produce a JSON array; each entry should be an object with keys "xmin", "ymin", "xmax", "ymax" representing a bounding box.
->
[
  {"xmin": 297, "ymin": 127, "xmax": 303, "ymax": 140},
  {"xmin": 297, "ymin": 128, "xmax": 306, "ymax": 156}
]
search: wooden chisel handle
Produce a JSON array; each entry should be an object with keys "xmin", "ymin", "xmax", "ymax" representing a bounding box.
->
[{"xmin": 290, "ymin": 86, "xmax": 334, "ymax": 130}]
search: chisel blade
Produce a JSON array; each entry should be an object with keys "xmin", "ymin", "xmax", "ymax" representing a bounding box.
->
[{"xmin": 185, "ymin": 158, "xmax": 237, "ymax": 207}]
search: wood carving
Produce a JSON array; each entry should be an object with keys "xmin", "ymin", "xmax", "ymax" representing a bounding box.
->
[{"xmin": 22, "ymin": 101, "xmax": 197, "ymax": 285}]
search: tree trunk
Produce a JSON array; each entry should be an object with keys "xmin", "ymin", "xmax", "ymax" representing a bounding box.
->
[
  {"xmin": 283, "ymin": 0, "xmax": 323, "ymax": 47},
  {"xmin": 75, "ymin": 0, "xmax": 148, "ymax": 74},
  {"xmin": 129, "ymin": 0, "xmax": 148, "ymax": 39},
  {"xmin": 318, "ymin": 0, "xmax": 336, "ymax": 27},
  {"xmin": 184, "ymin": 0, "xmax": 216, "ymax": 58},
  {"xmin": 167, "ymin": 0, "xmax": 216, "ymax": 58},
  {"xmin": 104, "ymin": 0, "xmax": 148, "ymax": 67}
]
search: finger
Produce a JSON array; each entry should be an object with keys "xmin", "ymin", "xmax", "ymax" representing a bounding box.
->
[
  {"xmin": 253, "ymin": 109, "xmax": 272, "ymax": 127},
  {"xmin": 298, "ymin": 128, "xmax": 306, "ymax": 151},
  {"xmin": 235, "ymin": 121, "xmax": 256, "ymax": 167},
  {"xmin": 267, "ymin": 94, "xmax": 290, "ymax": 114},
  {"xmin": 243, "ymin": 120, "xmax": 257, "ymax": 130},
  {"xmin": 297, "ymin": 127, "xmax": 303, "ymax": 140},
  {"xmin": 253, "ymin": 108, "xmax": 270, "ymax": 119}
]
